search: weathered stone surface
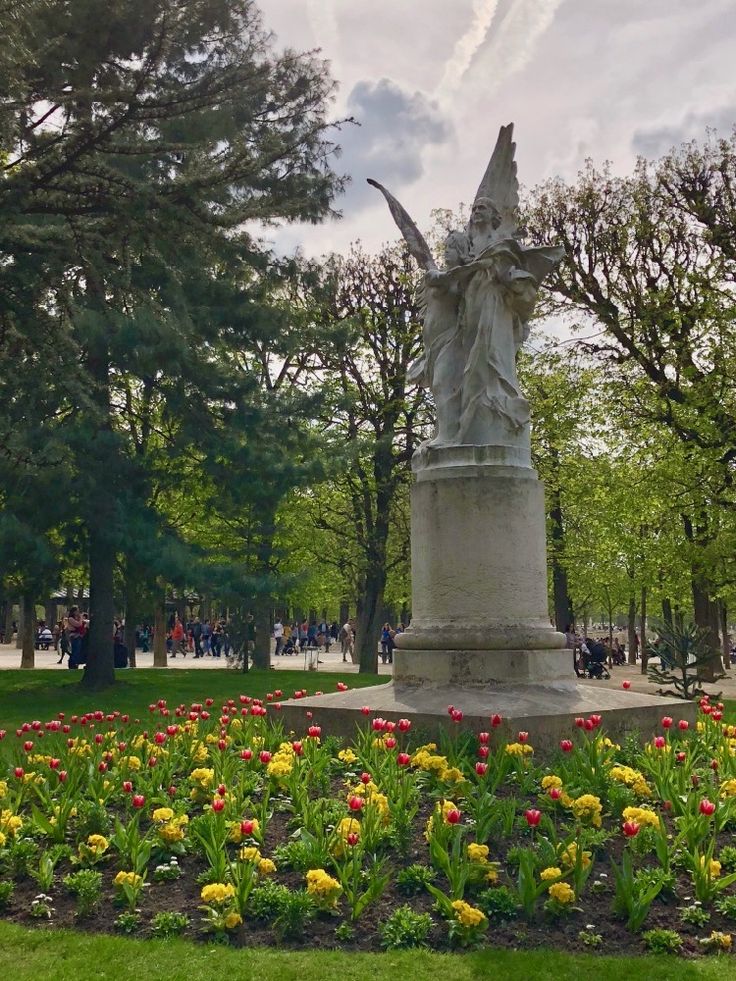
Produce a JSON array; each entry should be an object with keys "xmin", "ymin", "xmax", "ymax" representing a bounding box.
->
[
  {"xmin": 278, "ymin": 681, "xmax": 696, "ymax": 749},
  {"xmin": 392, "ymin": 648, "xmax": 571, "ymax": 686}
]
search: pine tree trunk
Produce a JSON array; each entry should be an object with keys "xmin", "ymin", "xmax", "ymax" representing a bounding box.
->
[
  {"xmin": 251, "ymin": 601, "xmax": 271, "ymax": 670},
  {"xmin": 19, "ymin": 594, "xmax": 35, "ymax": 668},
  {"xmin": 153, "ymin": 591, "xmax": 168, "ymax": 667},
  {"xmin": 627, "ymin": 596, "xmax": 638, "ymax": 665},
  {"xmin": 15, "ymin": 600, "xmax": 23, "ymax": 649},
  {"xmin": 355, "ymin": 566, "xmax": 383, "ymax": 674},
  {"xmin": 81, "ymin": 527, "xmax": 115, "ymax": 689}
]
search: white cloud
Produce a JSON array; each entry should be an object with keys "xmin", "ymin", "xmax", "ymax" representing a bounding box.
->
[{"xmin": 437, "ymin": 0, "xmax": 501, "ymax": 100}]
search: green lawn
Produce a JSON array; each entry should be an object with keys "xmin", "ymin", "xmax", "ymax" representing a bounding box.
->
[
  {"xmin": 0, "ymin": 668, "xmax": 386, "ymax": 734},
  {"xmin": 0, "ymin": 922, "xmax": 729, "ymax": 980}
]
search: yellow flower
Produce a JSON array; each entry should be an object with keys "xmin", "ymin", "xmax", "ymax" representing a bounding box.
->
[
  {"xmin": 0, "ymin": 810, "xmax": 22, "ymax": 836},
  {"xmin": 699, "ymin": 856, "xmax": 722, "ymax": 878},
  {"xmin": 0, "ymin": 831, "xmax": 5, "ymax": 848},
  {"xmin": 559, "ymin": 842, "xmax": 591, "ymax": 869},
  {"xmin": 609, "ymin": 765, "xmax": 651, "ymax": 797},
  {"xmin": 258, "ymin": 858, "xmax": 276, "ymax": 876},
  {"xmin": 200, "ymin": 882, "xmax": 235, "ymax": 905},
  {"xmin": 485, "ymin": 867, "xmax": 499, "ymax": 884},
  {"xmin": 266, "ymin": 758, "xmax": 293, "ymax": 779},
  {"xmin": 570, "ymin": 794, "xmax": 603, "ymax": 828},
  {"xmin": 190, "ymin": 767, "xmax": 215, "ymax": 787},
  {"xmin": 704, "ymin": 930, "xmax": 732, "ymax": 950},
  {"xmin": 224, "ymin": 912, "xmax": 242, "ymax": 930},
  {"xmin": 86, "ymin": 834, "xmax": 109, "ymax": 854},
  {"xmin": 540, "ymin": 866, "xmax": 563, "ymax": 881},
  {"xmin": 467, "ymin": 843, "xmax": 490, "ymax": 864},
  {"xmin": 0, "ymin": 781, "xmax": 7, "ymax": 798},
  {"xmin": 114, "ymin": 870, "xmax": 142, "ymax": 889},
  {"xmin": 719, "ymin": 779, "xmax": 736, "ymax": 799},
  {"xmin": 451, "ymin": 899, "xmax": 487, "ymax": 929},
  {"xmin": 337, "ymin": 817, "xmax": 361, "ymax": 840},
  {"xmin": 306, "ymin": 869, "xmax": 342, "ymax": 907},
  {"xmin": 548, "ymin": 882, "xmax": 575, "ymax": 904},
  {"xmin": 152, "ymin": 807, "xmax": 174, "ymax": 824},
  {"xmin": 239, "ymin": 846, "xmax": 262, "ymax": 863},
  {"xmin": 505, "ymin": 742, "xmax": 533, "ymax": 756},
  {"xmin": 119, "ymin": 755, "xmax": 142, "ymax": 771},
  {"xmin": 440, "ymin": 766, "xmax": 466, "ymax": 784},
  {"xmin": 622, "ymin": 806, "xmax": 659, "ymax": 830},
  {"xmin": 337, "ymin": 749, "xmax": 358, "ymax": 764},
  {"xmin": 541, "ymin": 775, "xmax": 563, "ymax": 790},
  {"xmin": 159, "ymin": 821, "xmax": 187, "ymax": 844}
]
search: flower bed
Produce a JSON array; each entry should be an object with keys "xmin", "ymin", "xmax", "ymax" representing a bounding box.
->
[{"xmin": 1, "ymin": 689, "xmax": 736, "ymax": 956}]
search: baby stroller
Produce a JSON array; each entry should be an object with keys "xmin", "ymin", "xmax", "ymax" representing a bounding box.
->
[{"xmin": 584, "ymin": 639, "xmax": 611, "ymax": 680}]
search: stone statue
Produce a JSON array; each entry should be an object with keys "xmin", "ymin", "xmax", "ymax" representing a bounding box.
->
[{"xmin": 368, "ymin": 124, "xmax": 563, "ymax": 463}]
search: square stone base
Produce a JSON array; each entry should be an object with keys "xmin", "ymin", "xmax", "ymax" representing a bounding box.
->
[
  {"xmin": 277, "ymin": 680, "xmax": 696, "ymax": 750},
  {"xmin": 393, "ymin": 648, "xmax": 572, "ymax": 686}
]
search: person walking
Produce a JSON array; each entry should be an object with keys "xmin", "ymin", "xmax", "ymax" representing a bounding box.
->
[
  {"xmin": 341, "ymin": 619, "xmax": 354, "ymax": 662},
  {"xmin": 192, "ymin": 617, "xmax": 204, "ymax": 658},
  {"xmin": 66, "ymin": 606, "xmax": 85, "ymax": 668},
  {"xmin": 273, "ymin": 618, "xmax": 284, "ymax": 657},
  {"xmin": 170, "ymin": 615, "xmax": 186, "ymax": 658}
]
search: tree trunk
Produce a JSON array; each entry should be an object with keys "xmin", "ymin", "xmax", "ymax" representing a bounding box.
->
[
  {"xmin": 548, "ymin": 456, "xmax": 573, "ymax": 631},
  {"xmin": 640, "ymin": 586, "xmax": 648, "ymax": 674},
  {"xmin": 44, "ymin": 600, "xmax": 56, "ymax": 628},
  {"xmin": 153, "ymin": 592, "xmax": 168, "ymax": 667},
  {"xmin": 15, "ymin": 599, "xmax": 23, "ymax": 649},
  {"xmin": 339, "ymin": 601, "xmax": 349, "ymax": 628},
  {"xmin": 719, "ymin": 601, "xmax": 730, "ymax": 672},
  {"xmin": 4, "ymin": 600, "xmax": 15, "ymax": 646},
  {"xmin": 627, "ymin": 596, "xmax": 638, "ymax": 665},
  {"xmin": 251, "ymin": 599, "xmax": 271, "ymax": 670},
  {"xmin": 661, "ymin": 596, "xmax": 673, "ymax": 628},
  {"xmin": 355, "ymin": 566, "xmax": 383, "ymax": 674},
  {"xmin": 19, "ymin": 594, "xmax": 35, "ymax": 669},
  {"xmin": 81, "ymin": 527, "xmax": 115, "ymax": 689}
]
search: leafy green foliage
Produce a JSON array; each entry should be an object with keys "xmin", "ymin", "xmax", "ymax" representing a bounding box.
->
[{"xmin": 379, "ymin": 906, "xmax": 433, "ymax": 949}]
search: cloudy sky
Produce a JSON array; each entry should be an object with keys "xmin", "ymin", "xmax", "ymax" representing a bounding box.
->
[{"xmin": 262, "ymin": 0, "xmax": 736, "ymax": 257}]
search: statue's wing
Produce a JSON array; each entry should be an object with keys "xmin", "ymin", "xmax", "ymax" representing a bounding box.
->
[
  {"xmin": 367, "ymin": 178, "xmax": 437, "ymax": 270},
  {"xmin": 473, "ymin": 123, "xmax": 518, "ymax": 234},
  {"xmin": 521, "ymin": 245, "xmax": 565, "ymax": 286}
]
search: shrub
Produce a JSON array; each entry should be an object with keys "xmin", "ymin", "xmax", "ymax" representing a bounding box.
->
[
  {"xmin": 115, "ymin": 911, "xmax": 140, "ymax": 934},
  {"xmin": 680, "ymin": 903, "xmax": 710, "ymax": 927},
  {"xmin": 379, "ymin": 905, "xmax": 433, "ymax": 949},
  {"xmin": 63, "ymin": 869, "xmax": 103, "ymax": 918},
  {"xmin": 643, "ymin": 928, "xmax": 682, "ymax": 954},
  {"xmin": 5, "ymin": 838, "xmax": 39, "ymax": 879},
  {"xmin": 477, "ymin": 885, "xmax": 520, "ymax": 922},
  {"xmin": 0, "ymin": 881, "xmax": 14, "ymax": 910},
  {"xmin": 75, "ymin": 800, "xmax": 111, "ymax": 839},
  {"xmin": 272, "ymin": 889, "xmax": 315, "ymax": 940},
  {"xmin": 715, "ymin": 895, "xmax": 736, "ymax": 921},
  {"xmin": 396, "ymin": 864, "xmax": 436, "ymax": 896},
  {"xmin": 249, "ymin": 881, "xmax": 291, "ymax": 920},
  {"xmin": 718, "ymin": 846, "xmax": 736, "ymax": 872},
  {"xmin": 150, "ymin": 911, "xmax": 189, "ymax": 938}
]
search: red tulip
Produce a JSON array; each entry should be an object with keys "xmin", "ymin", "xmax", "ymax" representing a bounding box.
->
[
  {"xmin": 305, "ymin": 711, "xmax": 313, "ymax": 720},
  {"xmin": 549, "ymin": 787, "xmax": 562, "ymax": 801},
  {"xmin": 661, "ymin": 717, "xmax": 673, "ymax": 729},
  {"xmin": 518, "ymin": 731, "xmax": 528, "ymax": 744},
  {"xmin": 168, "ymin": 785, "xmax": 176, "ymax": 797},
  {"xmin": 451, "ymin": 709, "xmax": 464, "ymax": 723},
  {"xmin": 336, "ymin": 682, "xmax": 348, "ymax": 692},
  {"xmin": 490, "ymin": 714, "xmax": 503, "ymax": 727},
  {"xmin": 590, "ymin": 714, "xmax": 602, "ymax": 728},
  {"xmin": 385, "ymin": 721, "xmax": 396, "ymax": 733},
  {"xmin": 702, "ymin": 704, "xmax": 713, "ymax": 715},
  {"xmin": 132, "ymin": 794, "xmax": 145, "ymax": 808},
  {"xmin": 397, "ymin": 753, "xmax": 411, "ymax": 766},
  {"xmin": 23, "ymin": 740, "xmax": 33, "ymax": 752},
  {"xmin": 475, "ymin": 762, "xmax": 488, "ymax": 776},
  {"xmin": 274, "ymin": 690, "xmax": 283, "ymax": 698},
  {"xmin": 217, "ymin": 784, "xmax": 226, "ymax": 797},
  {"xmin": 122, "ymin": 780, "xmax": 133, "ymax": 793},
  {"xmin": 678, "ymin": 720, "xmax": 689, "ymax": 731},
  {"xmin": 98, "ymin": 762, "xmax": 107, "ymax": 773},
  {"xmin": 384, "ymin": 736, "xmax": 397, "ymax": 749},
  {"xmin": 478, "ymin": 746, "xmax": 490, "ymax": 759},
  {"xmin": 447, "ymin": 705, "xmax": 455, "ymax": 716},
  {"xmin": 398, "ymin": 718, "xmax": 411, "ymax": 732},
  {"xmin": 240, "ymin": 749, "xmax": 253, "ymax": 761},
  {"xmin": 292, "ymin": 741, "xmax": 303, "ymax": 756},
  {"xmin": 348, "ymin": 795, "xmax": 364, "ymax": 811},
  {"xmin": 307, "ymin": 725, "xmax": 321, "ymax": 738},
  {"xmin": 346, "ymin": 832, "xmax": 360, "ymax": 847},
  {"xmin": 560, "ymin": 739, "xmax": 573, "ymax": 753},
  {"xmin": 13, "ymin": 767, "xmax": 23, "ymax": 779},
  {"xmin": 360, "ymin": 706, "xmax": 371, "ymax": 715},
  {"xmin": 584, "ymin": 719, "xmax": 594, "ymax": 731},
  {"xmin": 700, "ymin": 799, "xmax": 716, "ymax": 816},
  {"xmin": 58, "ymin": 770, "xmax": 67, "ymax": 782},
  {"xmin": 478, "ymin": 732, "xmax": 490, "ymax": 745},
  {"xmin": 574, "ymin": 717, "xmax": 585, "ymax": 728},
  {"xmin": 259, "ymin": 751, "xmax": 272, "ymax": 764},
  {"xmin": 360, "ymin": 772, "xmax": 372, "ymax": 784},
  {"xmin": 241, "ymin": 820, "xmax": 256, "ymax": 836},
  {"xmin": 371, "ymin": 718, "xmax": 386, "ymax": 731},
  {"xmin": 622, "ymin": 820, "xmax": 640, "ymax": 837},
  {"xmin": 445, "ymin": 808, "xmax": 461, "ymax": 825},
  {"xmin": 525, "ymin": 809, "xmax": 542, "ymax": 827},
  {"xmin": 710, "ymin": 759, "xmax": 719, "ymax": 771},
  {"xmin": 49, "ymin": 758, "xmax": 60, "ymax": 770},
  {"xmin": 713, "ymin": 711, "xmax": 723, "ymax": 722},
  {"xmin": 676, "ymin": 751, "xmax": 686, "ymax": 762},
  {"xmin": 622, "ymin": 680, "xmax": 631, "ymax": 690},
  {"xmin": 653, "ymin": 736, "xmax": 666, "ymax": 749}
]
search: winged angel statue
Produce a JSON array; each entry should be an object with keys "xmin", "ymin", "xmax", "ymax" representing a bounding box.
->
[{"xmin": 369, "ymin": 124, "xmax": 563, "ymax": 459}]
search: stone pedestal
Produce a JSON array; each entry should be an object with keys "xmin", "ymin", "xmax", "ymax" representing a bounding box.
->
[{"xmin": 279, "ymin": 444, "xmax": 695, "ymax": 742}]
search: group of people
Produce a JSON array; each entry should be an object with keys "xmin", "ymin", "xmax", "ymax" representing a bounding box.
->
[
  {"xmin": 565, "ymin": 625, "xmax": 630, "ymax": 679},
  {"xmin": 272, "ymin": 617, "xmax": 406, "ymax": 664},
  {"xmin": 167, "ymin": 613, "xmax": 232, "ymax": 659}
]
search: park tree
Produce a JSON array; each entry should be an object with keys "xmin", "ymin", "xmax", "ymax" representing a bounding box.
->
[
  {"xmin": 525, "ymin": 131, "xmax": 736, "ymax": 668},
  {"xmin": 303, "ymin": 244, "xmax": 429, "ymax": 671},
  {"xmin": 1, "ymin": 0, "xmax": 343, "ymax": 687}
]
